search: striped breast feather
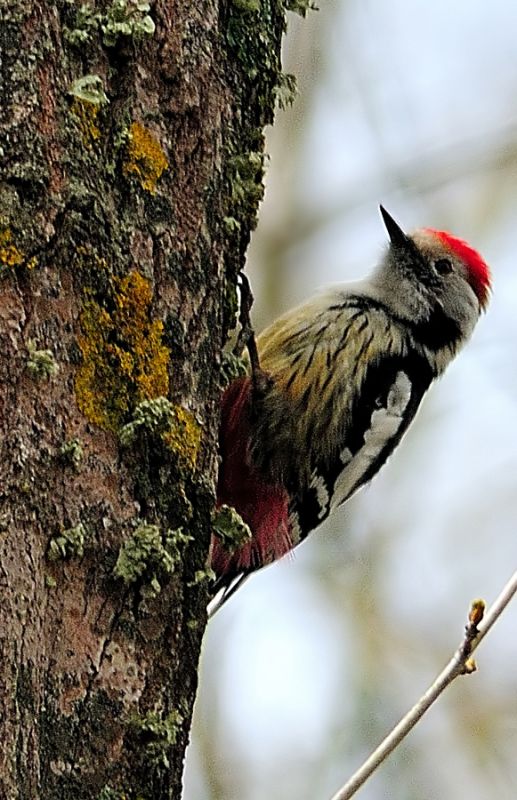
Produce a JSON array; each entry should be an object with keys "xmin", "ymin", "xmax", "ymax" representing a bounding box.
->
[
  {"xmin": 288, "ymin": 354, "xmax": 434, "ymax": 543},
  {"xmin": 256, "ymin": 296, "xmax": 410, "ymax": 479}
]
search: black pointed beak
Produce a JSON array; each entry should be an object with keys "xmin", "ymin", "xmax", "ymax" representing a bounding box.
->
[{"xmin": 379, "ymin": 205, "xmax": 409, "ymax": 247}]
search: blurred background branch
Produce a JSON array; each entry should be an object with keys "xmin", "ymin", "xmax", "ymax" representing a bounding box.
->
[{"xmin": 331, "ymin": 573, "xmax": 517, "ymax": 800}]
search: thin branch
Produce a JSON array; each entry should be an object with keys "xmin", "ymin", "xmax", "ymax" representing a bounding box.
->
[{"xmin": 330, "ymin": 570, "xmax": 517, "ymax": 800}]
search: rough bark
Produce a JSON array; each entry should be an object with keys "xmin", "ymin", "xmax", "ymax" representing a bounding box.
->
[{"xmin": 0, "ymin": 0, "xmax": 294, "ymax": 797}]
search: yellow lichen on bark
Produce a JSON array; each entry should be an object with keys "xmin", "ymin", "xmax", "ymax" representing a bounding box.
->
[
  {"xmin": 123, "ymin": 122, "xmax": 169, "ymax": 193},
  {"xmin": 75, "ymin": 268, "xmax": 170, "ymax": 430},
  {"xmin": 70, "ymin": 98, "xmax": 101, "ymax": 146},
  {"xmin": 0, "ymin": 229, "xmax": 36, "ymax": 270},
  {"xmin": 162, "ymin": 406, "xmax": 202, "ymax": 471}
]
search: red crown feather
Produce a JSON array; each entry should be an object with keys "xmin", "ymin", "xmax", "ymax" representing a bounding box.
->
[{"xmin": 426, "ymin": 229, "xmax": 491, "ymax": 309}]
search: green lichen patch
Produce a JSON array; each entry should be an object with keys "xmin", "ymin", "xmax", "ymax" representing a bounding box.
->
[
  {"xmin": 223, "ymin": 215, "xmax": 241, "ymax": 234},
  {"xmin": 232, "ymin": 0, "xmax": 261, "ymax": 10},
  {"xmin": 26, "ymin": 341, "xmax": 59, "ymax": 380},
  {"xmin": 220, "ymin": 351, "xmax": 249, "ymax": 388},
  {"xmin": 212, "ymin": 505, "xmax": 252, "ymax": 553},
  {"xmin": 69, "ymin": 74, "xmax": 109, "ymax": 106},
  {"xmin": 63, "ymin": 0, "xmax": 155, "ymax": 47},
  {"xmin": 97, "ymin": 788, "xmax": 131, "ymax": 800},
  {"xmin": 131, "ymin": 710, "xmax": 183, "ymax": 768},
  {"xmin": 284, "ymin": 0, "xmax": 318, "ymax": 16},
  {"xmin": 97, "ymin": 787, "xmax": 125, "ymax": 800},
  {"xmin": 225, "ymin": 150, "xmax": 265, "ymax": 236},
  {"xmin": 63, "ymin": 2, "xmax": 99, "ymax": 45},
  {"xmin": 59, "ymin": 438, "xmax": 84, "ymax": 470},
  {"xmin": 274, "ymin": 71, "xmax": 297, "ymax": 109},
  {"xmin": 230, "ymin": 151, "xmax": 265, "ymax": 214},
  {"xmin": 122, "ymin": 122, "xmax": 168, "ymax": 194},
  {"xmin": 227, "ymin": 0, "xmax": 280, "ymax": 83},
  {"xmin": 114, "ymin": 522, "xmax": 192, "ymax": 598},
  {"xmin": 119, "ymin": 396, "xmax": 176, "ymax": 445},
  {"xmin": 188, "ymin": 567, "xmax": 216, "ymax": 587},
  {"xmin": 75, "ymin": 269, "xmax": 170, "ymax": 431},
  {"xmin": 120, "ymin": 397, "xmax": 202, "ymax": 472},
  {"xmin": 48, "ymin": 523, "xmax": 88, "ymax": 561},
  {"xmin": 102, "ymin": 0, "xmax": 155, "ymax": 47}
]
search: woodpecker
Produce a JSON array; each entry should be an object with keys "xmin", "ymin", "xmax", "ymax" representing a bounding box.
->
[{"xmin": 210, "ymin": 206, "xmax": 491, "ymax": 613}]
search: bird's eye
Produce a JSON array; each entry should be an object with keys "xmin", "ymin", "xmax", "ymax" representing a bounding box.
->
[{"xmin": 434, "ymin": 258, "xmax": 453, "ymax": 275}]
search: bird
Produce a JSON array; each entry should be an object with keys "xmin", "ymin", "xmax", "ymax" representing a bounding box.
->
[{"xmin": 209, "ymin": 206, "xmax": 491, "ymax": 614}]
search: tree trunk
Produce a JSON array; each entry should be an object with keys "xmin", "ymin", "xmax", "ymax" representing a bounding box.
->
[{"xmin": 0, "ymin": 0, "xmax": 294, "ymax": 796}]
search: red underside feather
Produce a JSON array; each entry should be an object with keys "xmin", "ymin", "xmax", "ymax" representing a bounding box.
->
[{"xmin": 212, "ymin": 377, "xmax": 292, "ymax": 579}]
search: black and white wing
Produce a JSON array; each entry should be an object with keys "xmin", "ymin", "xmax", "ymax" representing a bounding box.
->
[{"xmin": 289, "ymin": 352, "xmax": 434, "ymax": 543}]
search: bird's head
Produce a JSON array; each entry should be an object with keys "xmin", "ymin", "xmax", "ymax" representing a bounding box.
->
[{"xmin": 376, "ymin": 205, "xmax": 491, "ymax": 349}]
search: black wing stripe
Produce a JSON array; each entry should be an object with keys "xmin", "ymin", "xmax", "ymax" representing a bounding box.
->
[
  {"xmin": 290, "ymin": 470, "xmax": 332, "ymax": 539},
  {"xmin": 289, "ymin": 353, "xmax": 434, "ymax": 541},
  {"xmin": 208, "ymin": 573, "xmax": 250, "ymax": 617},
  {"xmin": 329, "ymin": 370, "xmax": 412, "ymax": 510}
]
